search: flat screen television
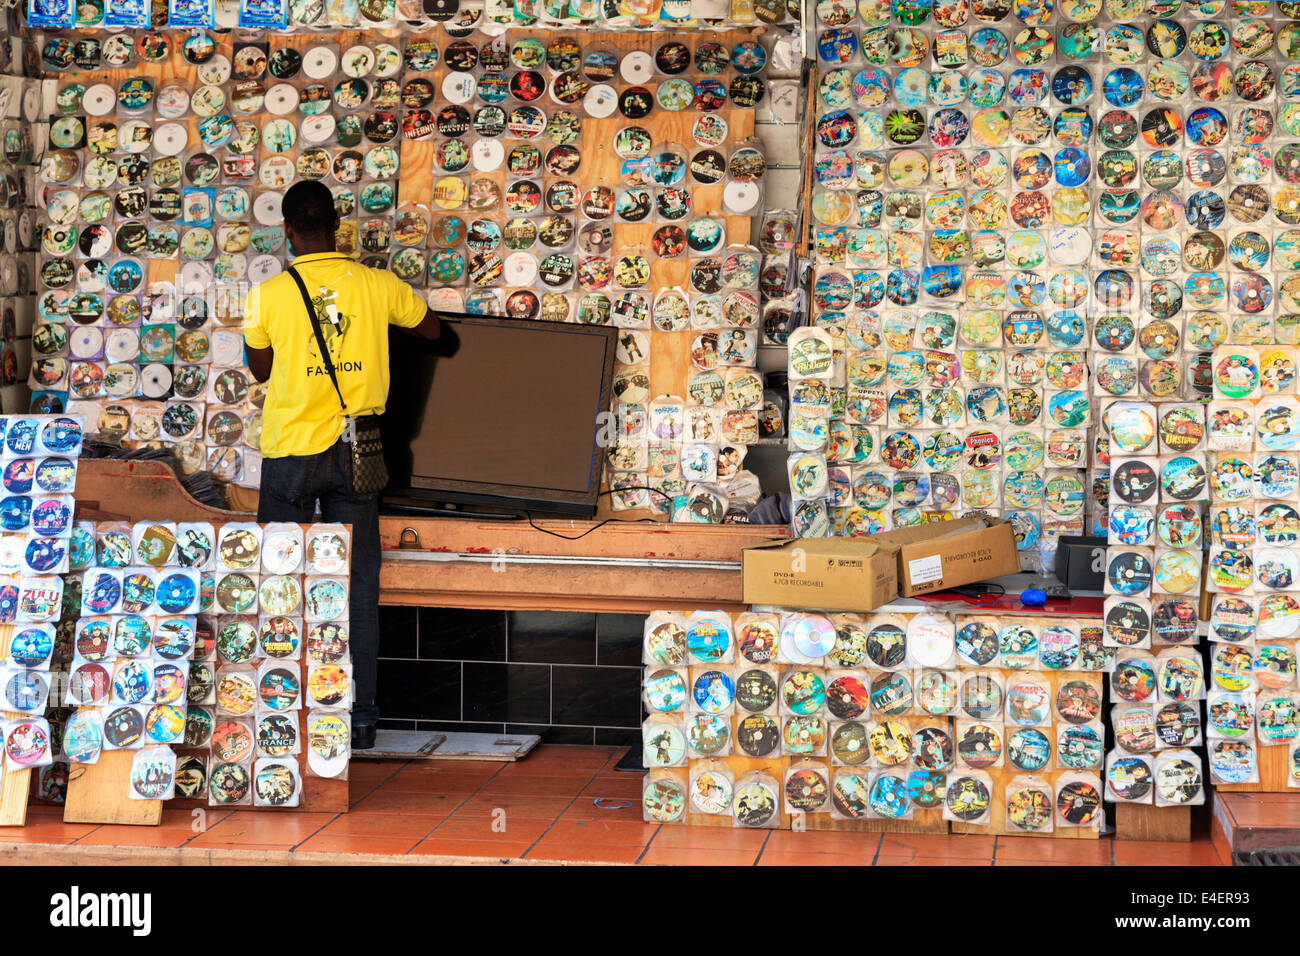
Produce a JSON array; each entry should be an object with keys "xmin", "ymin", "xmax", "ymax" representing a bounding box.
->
[{"xmin": 381, "ymin": 314, "xmax": 617, "ymax": 517}]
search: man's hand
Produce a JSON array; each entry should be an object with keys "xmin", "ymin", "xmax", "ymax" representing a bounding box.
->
[
  {"xmin": 406, "ymin": 307, "xmax": 442, "ymax": 340},
  {"xmin": 246, "ymin": 344, "xmax": 273, "ymax": 383}
]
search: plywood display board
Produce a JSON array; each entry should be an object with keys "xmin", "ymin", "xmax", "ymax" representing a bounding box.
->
[
  {"xmin": 61, "ymin": 461, "xmax": 348, "ymax": 822},
  {"xmin": 643, "ymin": 608, "xmax": 1138, "ymax": 837},
  {"xmin": 35, "ymin": 24, "xmax": 771, "ymax": 519},
  {"xmin": 950, "ymin": 668, "xmax": 1104, "ymax": 840}
]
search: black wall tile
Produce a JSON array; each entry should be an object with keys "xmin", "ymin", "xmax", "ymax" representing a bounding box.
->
[
  {"xmin": 508, "ymin": 611, "xmax": 597, "ymax": 664},
  {"xmin": 507, "ymin": 724, "xmax": 595, "ymax": 746},
  {"xmin": 379, "ymin": 609, "xmax": 651, "ymax": 735},
  {"xmin": 463, "ymin": 662, "xmax": 551, "ymax": 724},
  {"xmin": 596, "ymin": 613, "xmax": 643, "ymax": 666},
  {"xmin": 594, "ymin": 728, "xmax": 640, "ymax": 749},
  {"xmin": 419, "ymin": 608, "xmax": 506, "ymax": 661},
  {"xmin": 376, "ymin": 659, "xmax": 461, "ymax": 723},
  {"xmin": 551, "ymin": 666, "xmax": 642, "ymax": 729},
  {"xmin": 378, "ymin": 605, "xmax": 419, "ymax": 659}
]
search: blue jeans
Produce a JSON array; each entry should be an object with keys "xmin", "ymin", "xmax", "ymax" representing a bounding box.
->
[{"xmin": 258, "ymin": 438, "xmax": 380, "ymax": 729}]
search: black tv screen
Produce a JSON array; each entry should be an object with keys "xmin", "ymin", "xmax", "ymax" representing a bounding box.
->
[{"xmin": 381, "ymin": 314, "xmax": 617, "ymax": 516}]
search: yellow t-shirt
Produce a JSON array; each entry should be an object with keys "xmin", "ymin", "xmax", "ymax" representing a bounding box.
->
[{"xmin": 243, "ymin": 253, "xmax": 427, "ymax": 458}]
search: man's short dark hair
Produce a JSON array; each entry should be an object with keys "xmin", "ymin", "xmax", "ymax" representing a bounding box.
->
[{"xmin": 282, "ymin": 181, "xmax": 336, "ymax": 237}]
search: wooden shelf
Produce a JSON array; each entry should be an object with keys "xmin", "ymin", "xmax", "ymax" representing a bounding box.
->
[{"xmin": 378, "ymin": 515, "xmax": 787, "ymax": 613}]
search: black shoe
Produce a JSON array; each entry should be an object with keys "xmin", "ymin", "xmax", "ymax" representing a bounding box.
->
[{"xmin": 351, "ymin": 725, "xmax": 377, "ymax": 751}]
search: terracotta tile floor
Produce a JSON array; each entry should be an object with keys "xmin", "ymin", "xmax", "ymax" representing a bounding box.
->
[{"xmin": 0, "ymin": 747, "xmax": 1232, "ymax": 864}]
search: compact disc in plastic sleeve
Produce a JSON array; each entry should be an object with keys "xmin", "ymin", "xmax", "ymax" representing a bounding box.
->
[
  {"xmin": 160, "ymin": 403, "xmax": 202, "ymax": 443},
  {"xmin": 301, "ymin": 114, "xmax": 336, "ymax": 143},
  {"xmin": 1050, "ymin": 226, "xmax": 1092, "ymax": 264},
  {"xmin": 442, "ymin": 72, "xmax": 476, "ymax": 104},
  {"xmin": 245, "ymin": 255, "xmax": 279, "ymax": 283},
  {"xmin": 503, "ymin": 252, "xmax": 538, "ymax": 286},
  {"xmin": 253, "ymin": 193, "xmax": 283, "ymax": 226},
  {"xmin": 584, "ymin": 85, "xmax": 617, "ymax": 118},
  {"xmin": 156, "ymin": 85, "xmax": 191, "ymax": 119},
  {"xmin": 69, "ymin": 327, "xmax": 103, "ymax": 360},
  {"xmin": 303, "ymin": 47, "xmax": 339, "ymax": 80},
  {"xmin": 21, "ymin": 86, "xmax": 40, "ymax": 121},
  {"xmin": 265, "ymin": 84, "xmax": 300, "ymax": 115},
  {"xmin": 140, "ymin": 364, "xmax": 173, "ymax": 400},
  {"xmin": 178, "ymin": 262, "xmax": 214, "ymax": 290},
  {"xmin": 472, "ymin": 139, "xmax": 504, "ymax": 171},
  {"xmin": 791, "ymin": 616, "xmax": 835, "ymax": 659},
  {"xmin": 306, "ymin": 712, "xmax": 349, "ymax": 777},
  {"xmin": 153, "ymin": 123, "xmax": 189, "ymax": 157},
  {"xmin": 103, "ymin": 362, "xmax": 139, "ymax": 398},
  {"xmin": 198, "ymin": 54, "xmax": 232, "ymax": 85},
  {"xmin": 210, "ymin": 331, "xmax": 245, "ymax": 366},
  {"xmin": 723, "ymin": 181, "xmax": 761, "ymax": 214},
  {"xmin": 620, "ymin": 51, "xmax": 654, "ymax": 84},
  {"xmin": 82, "ymin": 84, "xmax": 117, "ymax": 117},
  {"xmin": 909, "ymin": 617, "xmax": 955, "ymax": 667}
]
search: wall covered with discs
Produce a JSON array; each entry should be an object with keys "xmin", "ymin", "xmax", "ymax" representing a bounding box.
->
[
  {"xmin": 790, "ymin": 0, "xmax": 1300, "ymax": 579},
  {"xmin": 639, "ymin": 607, "xmax": 1210, "ymax": 832},
  {"xmin": 19, "ymin": 0, "xmax": 800, "ymax": 522},
  {"xmin": 0, "ymin": 26, "xmax": 37, "ymax": 414}
]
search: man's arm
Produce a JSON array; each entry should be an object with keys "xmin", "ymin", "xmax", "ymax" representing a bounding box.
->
[
  {"xmin": 403, "ymin": 306, "xmax": 442, "ymax": 340},
  {"xmin": 242, "ymin": 283, "xmax": 274, "ymax": 382},
  {"xmin": 246, "ymin": 345, "xmax": 273, "ymax": 383}
]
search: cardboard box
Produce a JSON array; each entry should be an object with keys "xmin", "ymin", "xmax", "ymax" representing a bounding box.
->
[
  {"xmin": 876, "ymin": 516, "xmax": 1021, "ymax": 596},
  {"xmin": 742, "ymin": 536, "xmax": 899, "ymax": 613},
  {"xmin": 741, "ymin": 516, "xmax": 1021, "ymax": 611}
]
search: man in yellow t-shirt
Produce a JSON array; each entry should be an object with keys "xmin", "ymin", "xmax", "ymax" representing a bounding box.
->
[{"xmin": 243, "ymin": 181, "xmax": 442, "ymax": 750}]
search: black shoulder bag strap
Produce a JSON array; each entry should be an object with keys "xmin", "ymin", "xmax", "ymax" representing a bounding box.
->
[{"xmin": 287, "ymin": 264, "xmax": 350, "ymax": 419}]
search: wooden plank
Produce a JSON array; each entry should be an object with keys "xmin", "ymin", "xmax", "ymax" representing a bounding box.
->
[
  {"xmin": 1116, "ymin": 802, "xmax": 1191, "ymax": 842},
  {"xmin": 377, "ymin": 512, "xmax": 785, "ymax": 611},
  {"xmin": 425, "ymin": 732, "xmax": 538, "ymax": 760},
  {"xmin": 794, "ymin": 58, "xmax": 817, "ymax": 262},
  {"xmin": 382, "ymin": 560, "xmax": 754, "ymax": 612},
  {"xmin": 352, "ymin": 730, "xmax": 447, "ymax": 759},
  {"xmin": 75, "ymin": 459, "xmax": 252, "ymax": 523},
  {"xmin": 224, "ymin": 484, "xmax": 261, "ymax": 516},
  {"xmin": 0, "ymin": 842, "xmax": 506, "ymax": 866},
  {"xmin": 377, "ymin": 513, "xmax": 787, "ymax": 558},
  {"xmin": 63, "ymin": 751, "xmax": 163, "ymax": 826},
  {"xmin": 805, "ymin": 813, "xmax": 946, "ymax": 834}
]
